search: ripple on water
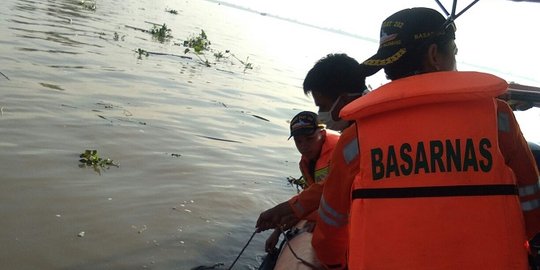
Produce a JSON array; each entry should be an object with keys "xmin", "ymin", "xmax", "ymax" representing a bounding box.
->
[{"xmin": 0, "ymin": 0, "xmax": 328, "ymax": 268}]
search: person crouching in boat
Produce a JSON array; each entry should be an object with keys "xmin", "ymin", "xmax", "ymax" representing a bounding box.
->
[
  {"xmin": 264, "ymin": 111, "xmax": 340, "ymax": 253},
  {"xmin": 257, "ymin": 53, "xmax": 369, "ymax": 269}
]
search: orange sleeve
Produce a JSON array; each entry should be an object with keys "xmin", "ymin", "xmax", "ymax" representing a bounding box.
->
[
  {"xmin": 287, "ymin": 181, "xmax": 324, "ymax": 219},
  {"xmin": 497, "ymin": 100, "xmax": 540, "ymax": 238},
  {"xmin": 312, "ymin": 125, "xmax": 360, "ymax": 269}
]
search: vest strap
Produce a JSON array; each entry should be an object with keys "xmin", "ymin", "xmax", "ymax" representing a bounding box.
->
[{"xmin": 352, "ymin": 184, "xmax": 518, "ymax": 199}]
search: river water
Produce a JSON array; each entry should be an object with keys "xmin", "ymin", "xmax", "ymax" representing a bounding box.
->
[{"xmin": 0, "ymin": 0, "xmax": 376, "ymax": 269}]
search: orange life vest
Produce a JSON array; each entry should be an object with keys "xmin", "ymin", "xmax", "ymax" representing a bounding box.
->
[
  {"xmin": 341, "ymin": 71, "xmax": 529, "ymax": 269},
  {"xmin": 289, "ymin": 130, "xmax": 340, "ymax": 220},
  {"xmin": 299, "ymin": 130, "xmax": 341, "ymax": 186}
]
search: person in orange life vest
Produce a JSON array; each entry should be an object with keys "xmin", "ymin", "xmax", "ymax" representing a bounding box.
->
[
  {"xmin": 337, "ymin": 7, "xmax": 540, "ymax": 269},
  {"xmin": 264, "ymin": 111, "xmax": 340, "ymax": 253},
  {"xmin": 256, "ymin": 53, "xmax": 368, "ymax": 269}
]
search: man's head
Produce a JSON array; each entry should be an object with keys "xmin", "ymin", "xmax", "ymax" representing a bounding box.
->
[
  {"xmin": 289, "ymin": 111, "xmax": 325, "ymax": 160},
  {"xmin": 361, "ymin": 7, "xmax": 458, "ymax": 80},
  {"xmin": 303, "ymin": 53, "xmax": 368, "ymax": 131}
]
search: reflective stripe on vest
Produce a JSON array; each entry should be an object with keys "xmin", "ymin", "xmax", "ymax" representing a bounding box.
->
[
  {"xmin": 342, "ymin": 138, "xmax": 358, "ymax": 165},
  {"xmin": 522, "ymin": 198, "xmax": 540, "ymax": 211},
  {"xmin": 519, "ymin": 178, "xmax": 540, "ymax": 211},
  {"xmin": 314, "ymin": 166, "xmax": 329, "ymax": 182},
  {"xmin": 318, "ymin": 197, "xmax": 347, "ymax": 227},
  {"xmin": 519, "ymin": 178, "xmax": 540, "ymax": 197}
]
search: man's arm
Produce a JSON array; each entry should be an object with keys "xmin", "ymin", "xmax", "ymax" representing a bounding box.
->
[
  {"xmin": 497, "ymin": 100, "xmax": 540, "ymax": 238},
  {"xmin": 256, "ymin": 201, "xmax": 294, "ymax": 232},
  {"xmin": 256, "ymin": 171, "xmax": 329, "ymax": 232},
  {"xmin": 312, "ymin": 125, "xmax": 360, "ymax": 269},
  {"xmin": 287, "ymin": 181, "xmax": 324, "ymax": 218}
]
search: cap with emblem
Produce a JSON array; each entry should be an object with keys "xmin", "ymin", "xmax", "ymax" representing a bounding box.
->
[
  {"xmin": 288, "ymin": 111, "xmax": 323, "ymax": 140},
  {"xmin": 360, "ymin": 7, "xmax": 455, "ymax": 76}
]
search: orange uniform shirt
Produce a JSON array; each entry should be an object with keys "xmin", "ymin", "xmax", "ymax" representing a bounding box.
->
[
  {"xmin": 311, "ymin": 124, "xmax": 359, "ymax": 269},
  {"xmin": 497, "ymin": 99, "xmax": 540, "ymax": 238}
]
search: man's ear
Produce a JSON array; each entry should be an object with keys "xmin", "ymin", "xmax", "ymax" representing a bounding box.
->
[
  {"xmin": 425, "ymin": 43, "xmax": 440, "ymax": 71},
  {"xmin": 319, "ymin": 129, "xmax": 326, "ymax": 139}
]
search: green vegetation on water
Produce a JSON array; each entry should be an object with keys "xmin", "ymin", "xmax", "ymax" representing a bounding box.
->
[
  {"xmin": 79, "ymin": 0, "xmax": 96, "ymax": 11},
  {"xmin": 79, "ymin": 149, "xmax": 119, "ymax": 174},
  {"xmin": 126, "ymin": 14, "xmax": 254, "ymax": 72},
  {"xmin": 183, "ymin": 30, "xmax": 210, "ymax": 54},
  {"xmin": 113, "ymin": 32, "xmax": 126, "ymax": 41},
  {"xmin": 287, "ymin": 176, "xmax": 307, "ymax": 193},
  {"xmin": 136, "ymin": 48, "xmax": 149, "ymax": 59},
  {"xmin": 182, "ymin": 30, "xmax": 253, "ymax": 71},
  {"xmin": 150, "ymin": 24, "xmax": 173, "ymax": 42}
]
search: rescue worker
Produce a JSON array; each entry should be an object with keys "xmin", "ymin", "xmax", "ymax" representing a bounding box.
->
[
  {"xmin": 336, "ymin": 7, "xmax": 540, "ymax": 269},
  {"xmin": 264, "ymin": 111, "xmax": 340, "ymax": 253},
  {"xmin": 256, "ymin": 53, "xmax": 368, "ymax": 269}
]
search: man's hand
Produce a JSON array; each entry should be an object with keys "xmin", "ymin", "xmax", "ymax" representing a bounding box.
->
[
  {"xmin": 256, "ymin": 201, "xmax": 294, "ymax": 232},
  {"xmin": 278, "ymin": 214, "xmax": 300, "ymax": 231}
]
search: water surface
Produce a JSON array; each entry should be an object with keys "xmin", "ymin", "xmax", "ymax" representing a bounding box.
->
[{"xmin": 0, "ymin": 0, "xmax": 375, "ymax": 269}]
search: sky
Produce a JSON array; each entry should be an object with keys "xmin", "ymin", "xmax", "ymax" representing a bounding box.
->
[
  {"xmin": 221, "ymin": 0, "xmax": 540, "ymax": 143},
  {"xmin": 223, "ymin": 0, "xmax": 540, "ymax": 85}
]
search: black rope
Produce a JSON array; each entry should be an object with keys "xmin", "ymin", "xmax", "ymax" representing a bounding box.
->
[{"xmin": 227, "ymin": 230, "xmax": 257, "ymax": 270}]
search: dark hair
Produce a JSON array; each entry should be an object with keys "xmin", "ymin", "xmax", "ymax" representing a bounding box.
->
[
  {"xmin": 384, "ymin": 35, "xmax": 455, "ymax": 81},
  {"xmin": 303, "ymin": 53, "xmax": 367, "ymax": 100}
]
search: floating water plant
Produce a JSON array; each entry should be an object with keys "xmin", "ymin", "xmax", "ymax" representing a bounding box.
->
[
  {"xmin": 126, "ymin": 25, "xmax": 255, "ymax": 71},
  {"xmin": 113, "ymin": 32, "xmax": 125, "ymax": 41},
  {"xmin": 213, "ymin": 51, "xmax": 225, "ymax": 60},
  {"xmin": 287, "ymin": 176, "xmax": 306, "ymax": 193},
  {"xmin": 213, "ymin": 50, "xmax": 253, "ymax": 72},
  {"xmin": 79, "ymin": 149, "xmax": 118, "ymax": 174},
  {"xmin": 136, "ymin": 48, "xmax": 149, "ymax": 59},
  {"xmin": 150, "ymin": 24, "xmax": 173, "ymax": 42},
  {"xmin": 182, "ymin": 31, "xmax": 253, "ymax": 70},
  {"xmin": 183, "ymin": 30, "xmax": 212, "ymax": 67},
  {"xmin": 183, "ymin": 30, "xmax": 210, "ymax": 54},
  {"xmin": 235, "ymin": 55, "xmax": 253, "ymax": 72},
  {"xmin": 244, "ymin": 62, "xmax": 253, "ymax": 72},
  {"xmin": 79, "ymin": 0, "xmax": 96, "ymax": 11}
]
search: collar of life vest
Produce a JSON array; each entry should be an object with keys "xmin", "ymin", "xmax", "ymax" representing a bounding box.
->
[{"xmin": 340, "ymin": 71, "xmax": 508, "ymax": 120}]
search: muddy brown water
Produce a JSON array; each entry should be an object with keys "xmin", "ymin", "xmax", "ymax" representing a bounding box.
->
[{"xmin": 0, "ymin": 0, "xmax": 376, "ymax": 269}]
